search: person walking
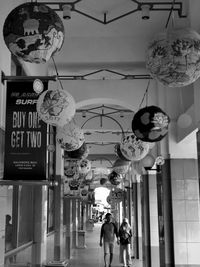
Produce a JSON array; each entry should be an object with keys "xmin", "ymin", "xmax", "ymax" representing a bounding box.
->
[
  {"xmin": 99, "ymin": 213, "xmax": 119, "ymax": 267},
  {"xmin": 119, "ymin": 218, "xmax": 132, "ymax": 267}
]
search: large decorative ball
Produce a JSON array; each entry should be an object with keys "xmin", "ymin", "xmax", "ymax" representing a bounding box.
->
[
  {"xmin": 37, "ymin": 89, "xmax": 76, "ymax": 127},
  {"xmin": 108, "ymin": 171, "xmax": 122, "ymax": 186},
  {"xmin": 78, "ymin": 159, "xmax": 91, "ymax": 174},
  {"xmin": 112, "ymin": 158, "xmax": 130, "ymax": 175},
  {"xmin": 64, "ymin": 160, "xmax": 78, "ymax": 178},
  {"xmin": 56, "ymin": 121, "xmax": 85, "ymax": 151},
  {"xmin": 120, "ymin": 134, "xmax": 150, "ymax": 161},
  {"xmin": 65, "ymin": 142, "xmax": 89, "ymax": 159},
  {"xmin": 146, "ymin": 28, "xmax": 200, "ymax": 87},
  {"xmin": 115, "ymin": 143, "xmax": 130, "ymax": 162},
  {"xmin": 3, "ymin": 3, "xmax": 64, "ymax": 63},
  {"xmin": 132, "ymin": 106, "xmax": 170, "ymax": 142}
]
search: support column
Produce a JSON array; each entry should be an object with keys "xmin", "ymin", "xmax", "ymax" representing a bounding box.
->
[
  {"xmin": 32, "ymin": 186, "xmax": 48, "ymax": 267},
  {"xmin": 141, "ymin": 174, "xmax": 151, "ymax": 267},
  {"xmin": 64, "ymin": 197, "xmax": 72, "ymax": 259},
  {"xmin": 72, "ymin": 198, "xmax": 78, "ymax": 248},
  {"xmin": 54, "ymin": 175, "xmax": 64, "ymax": 261},
  {"xmin": 162, "ymin": 160, "xmax": 175, "ymax": 267},
  {"xmin": 132, "ymin": 181, "xmax": 139, "ymax": 259}
]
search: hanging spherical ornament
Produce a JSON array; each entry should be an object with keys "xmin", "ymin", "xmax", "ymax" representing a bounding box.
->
[
  {"xmin": 177, "ymin": 113, "xmax": 192, "ymax": 128},
  {"xmin": 64, "ymin": 160, "xmax": 78, "ymax": 178},
  {"xmin": 132, "ymin": 106, "xmax": 170, "ymax": 142},
  {"xmin": 100, "ymin": 177, "xmax": 107, "ymax": 185},
  {"xmin": 78, "ymin": 159, "xmax": 91, "ymax": 174},
  {"xmin": 155, "ymin": 156, "xmax": 165, "ymax": 166},
  {"xmin": 65, "ymin": 142, "xmax": 89, "ymax": 159},
  {"xmin": 111, "ymin": 188, "xmax": 124, "ymax": 202},
  {"xmin": 141, "ymin": 154, "xmax": 155, "ymax": 169},
  {"xmin": 37, "ymin": 89, "xmax": 76, "ymax": 127},
  {"xmin": 56, "ymin": 121, "xmax": 85, "ymax": 151},
  {"xmin": 69, "ymin": 179, "xmax": 80, "ymax": 190},
  {"xmin": 47, "ymin": 144, "xmax": 55, "ymax": 152},
  {"xmin": 112, "ymin": 158, "xmax": 130, "ymax": 175},
  {"xmin": 108, "ymin": 171, "xmax": 122, "ymax": 186},
  {"xmin": 3, "ymin": 3, "xmax": 64, "ymax": 63},
  {"xmin": 114, "ymin": 143, "xmax": 130, "ymax": 162},
  {"xmin": 146, "ymin": 28, "xmax": 200, "ymax": 87},
  {"xmin": 33, "ymin": 79, "xmax": 44, "ymax": 94},
  {"xmin": 120, "ymin": 133, "xmax": 150, "ymax": 161}
]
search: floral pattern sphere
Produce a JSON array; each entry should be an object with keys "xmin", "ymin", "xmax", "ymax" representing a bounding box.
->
[
  {"xmin": 69, "ymin": 179, "xmax": 80, "ymax": 190},
  {"xmin": 56, "ymin": 121, "xmax": 85, "ymax": 151},
  {"xmin": 108, "ymin": 171, "xmax": 122, "ymax": 186},
  {"xmin": 65, "ymin": 142, "xmax": 89, "ymax": 159},
  {"xmin": 132, "ymin": 106, "xmax": 170, "ymax": 142},
  {"xmin": 115, "ymin": 143, "xmax": 130, "ymax": 162},
  {"xmin": 120, "ymin": 133, "xmax": 150, "ymax": 161},
  {"xmin": 64, "ymin": 160, "xmax": 78, "ymax": 178},
  {"xmin": 112, "ymin": 158, "xmax": 130, "ymax": 175},
  {"xmin": 78, "ymin": 159, "xmax": 91, "ymax": 174},
  {"xmin": 37, "ymin": 89, "xmax": 76, "ymax": 127},
  {"xmin": 146, "ymin": 28, "xmax": 200, "ymax": 87},
  {"xmin": 3, "ymin": 3, "xmax": 64, "ymax": 63}
]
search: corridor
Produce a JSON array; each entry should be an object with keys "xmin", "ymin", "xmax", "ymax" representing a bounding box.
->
[{"xmin": 69, "ymin": 222, "xmax": 142, "ymax": 267}]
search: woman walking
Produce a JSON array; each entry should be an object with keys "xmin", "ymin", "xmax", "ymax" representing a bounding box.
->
[{"xmin": 119, "ymin": 218, "xmax": 132, "ymax": 267}]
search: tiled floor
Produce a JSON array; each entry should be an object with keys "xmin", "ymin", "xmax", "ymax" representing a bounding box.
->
[{"xmin": 69, "ymin": 222, "xmax": 142, "ymax": 267}]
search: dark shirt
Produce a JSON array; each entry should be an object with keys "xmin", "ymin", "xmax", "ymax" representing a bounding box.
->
[{"xmin": 100, "ymin": 222, "xmax": 118, "ymax": 242}]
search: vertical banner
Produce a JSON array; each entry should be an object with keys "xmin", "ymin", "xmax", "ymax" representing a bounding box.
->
[{"xmin": 4, "ymin": 81, "xmax": 47, "ymax": 180}]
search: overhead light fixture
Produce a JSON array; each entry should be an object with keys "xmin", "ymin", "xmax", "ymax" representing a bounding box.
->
[
  {"xmin": 141, "ymin": 4, "xmax": 150, "ymax": 20},
  {"xmin": 62, "ymin": 4, "xmax": 72, "ymax": 20}
]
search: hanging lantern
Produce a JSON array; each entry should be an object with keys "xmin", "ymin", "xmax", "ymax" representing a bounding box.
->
[
  {"xmin": 115, "ymin": 143, "xmax": 130, "ymax": 162},
  {"xmin": 3, "ymin": 3, "xmax": 64, "ymax": 63},
  {"xmin": 65, "ymin": 142, "xmax": 89, "ymax": 159},
  {"xmin": 146, "ymin": 28, "xmax": 200, "ymax": 87},
  {"xmin": 108, "ymin": 171, "xmax": 122, "ymax": 186},
  {"xmin": 69, "ymin": 179, "xmax": 80, "ymax": 190},
  {"xmin": 132, "ymin": 106, "xmax": 170, "ymax": 142},
  {"xmin": 56, "ymin": 121, "xmax": 85, "ymax": 151},
  {"xmin": 112, "ymin": 158, "xmax": 130, "ymax": 175},
  {"xmin": 177, "ymin": 113, "xmax": 192, "ymax": 128},
  {"xmin": 120, "ymin": 133, "xmax": 150, "ymax": 161},
  {"xmin": 78, "ymin": 159, "xmax": 91, "ymax": 174},
  {"xmin": 37, "ymin": 89, "xmax": 76, "ymax": 127},
  {"xmin": 141, "ymin": 154, "xmax": 155, "ymax": 169},
  {"xmin": 100, "ymin": 177, "xmax": 107, "ymax": 185},
  {"xmin": 64, "ymin": 160, "xmax": 78, "ymax": 178}
]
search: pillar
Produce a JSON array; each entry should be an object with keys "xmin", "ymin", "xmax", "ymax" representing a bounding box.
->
[
  {"xmin": 72, "ymin": 198, "xmax": 78, "ymax": 248},
  {"xmin": 32, "ymin": 186, "xmax": 48, "ymax": 267},
  {"xmin": 64, "ymin": 197, "xmax": 72, "ymax": 259},
  {"xmin": 54, "ymin": 175, "xmax": 64, "ymax": 261}
]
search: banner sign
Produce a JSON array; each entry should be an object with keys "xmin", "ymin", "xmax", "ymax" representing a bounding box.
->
[{"xmin": 4, "ymin": 81, "xmax": 47, "ymax": 180}]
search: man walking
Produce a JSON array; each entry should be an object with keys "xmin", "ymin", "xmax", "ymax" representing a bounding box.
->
[{"xmin": 99, "ymin": 213, "xmax": 119, "ymax": 267}]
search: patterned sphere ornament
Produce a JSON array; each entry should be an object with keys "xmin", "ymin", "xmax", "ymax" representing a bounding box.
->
[
  {"xmin": 132, "ymin": 106, "xmax": 170, "ymax": 142},
  {"xmin": 65, "ymin": 142, "xmax": 89, "ymax": 159},
  {"xmin": 69, "ymin": 179, "xmax": 80, "ymax": 190},
  {"xmin": 3, "ymin": 3, "xmax": 64, "ymax": 63},
  {"xmin": 108, "ymin": 171, "xmax": 122, "ymax": 186},
  {"xmin": 37, "ymin": 89, "xmax": 76, "ymax": 127},
  {"xmin": 115, "ymin": 143, "xmax": 130, "ymax": 162},
  {"xmin": 146, "ymin": 28, "xmax": 200, "ymax": 87},
  {"xmin": 100, "ymin": 177, "xmax": 107, "ymax": 185},
  {"xmin": 56, "ymin": 121, "xmax": 85, "ymax": 151},
  {"xmin": 112, "ymin": 159, "xmax": 130, "ymax": 175},
  {"xmin": 64, "ymin": 160, "xmax": 78, "ymax": 178},
  {"xmin": 120, "ymin": 133, "xmax": 150, "ymax": 161},
  {"xmin": 78, "ymin": 159, "xmax": 91, "ymax": 174}
]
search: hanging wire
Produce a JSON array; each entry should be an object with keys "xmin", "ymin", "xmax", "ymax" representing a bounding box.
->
[
  {"xmin": 138, "ymin": 79, "xmax": 150, "ymax": 110},
  {"xmin": 52, "ymin": 56, "xmax": 64, "ymax": 90},
  {"xmin": 165, "ymin": 0, "xmax": 176, "ymax": 28}
]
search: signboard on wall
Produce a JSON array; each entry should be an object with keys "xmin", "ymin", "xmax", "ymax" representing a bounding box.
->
[{"xmin": 4, "ymin": 81, "xmax": 47, "ymax": 180}]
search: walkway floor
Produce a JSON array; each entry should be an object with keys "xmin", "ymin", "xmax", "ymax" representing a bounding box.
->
[{"xmin": 69, "ymin": 222, "xmax": 142, "ymax": 267}]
